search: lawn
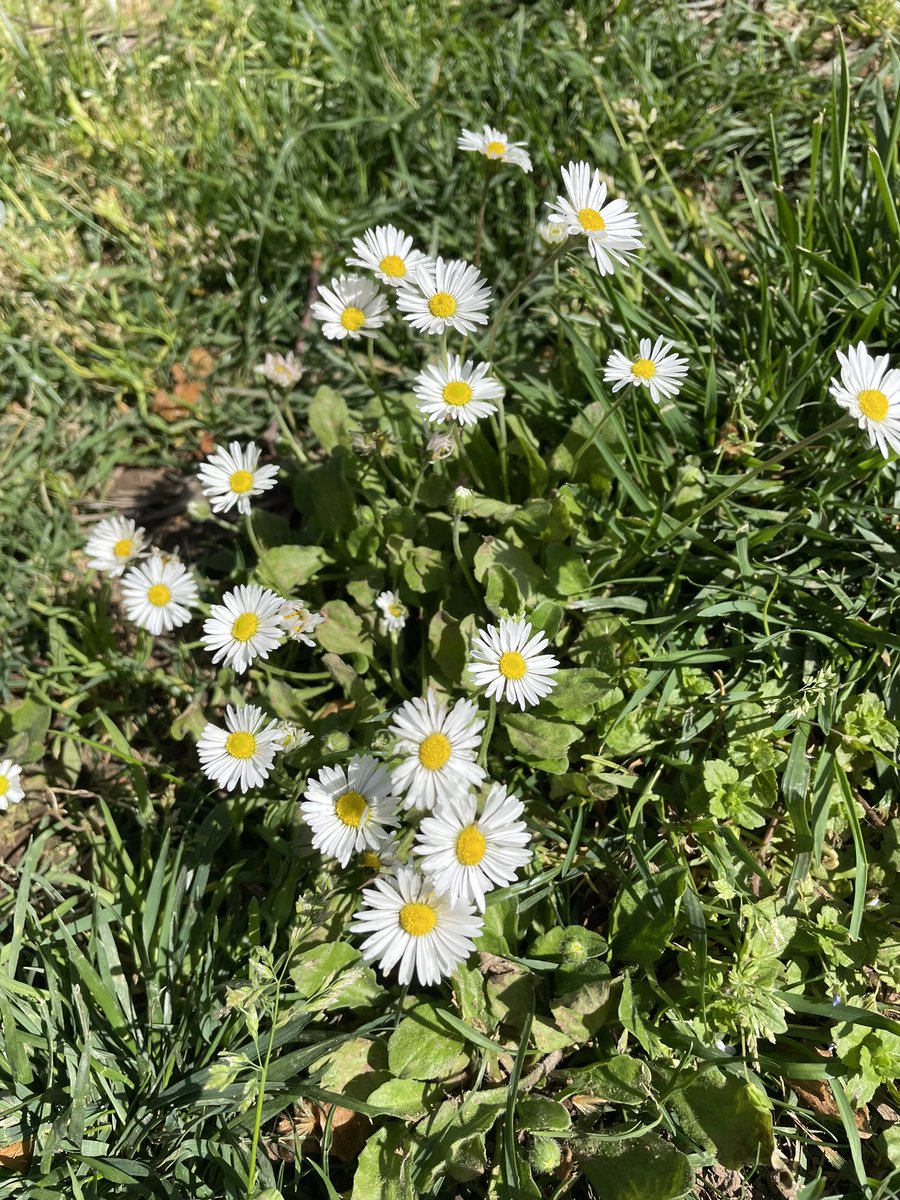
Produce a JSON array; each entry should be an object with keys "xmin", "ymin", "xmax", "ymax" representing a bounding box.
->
[{"xmin": 1, "ymin": 1, "xmax": 900, "ymax": 1197}]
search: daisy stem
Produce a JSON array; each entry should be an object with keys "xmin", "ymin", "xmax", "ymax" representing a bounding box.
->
[
  {"xmin": 368, "ymin": 339, "xmax": 402, "ymax": 441},
  {"xmin": 246, "ymin": 970, "xmax": 283, "ymax": 1196},
  {"xmin": 275, "ymin": 392, "xmax": 308, "ymax": 464},
  {"xmin": 478, "ymin": 696, "xmax": 497, "ymax": 769},
  {"xmin": 453, "ymin": 425, "xmax": 485, "ymax": 491},
  {"xmin": 452, "ymin": 512, "xmax": 483, "ymax": 608},
  {"xmin": 408, "ymin": 457, "xmax": 428, "ymax": 508},
  {"xmin": 473, "ymin": 169, "xmax": 490, "ymax": 269},
  {"xmin": 390, "ymin": 635, "xmax": 412, "ymax": 701},
  {"xmin": 570, "ymin": 388, "xmax": 630, "ymax": 473},
  {"xmin": 244, "ymin": 512, "xmax": 266, "ymax": 562},
  {"xmin": 376, "ymin": 453, "xmax": 412, "ymax": 502}
]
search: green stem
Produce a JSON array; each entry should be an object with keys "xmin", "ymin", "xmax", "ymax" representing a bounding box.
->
[
  {"xmin": 487, "ymin": 242, "xmax": 569, "ymax": 361},
  {"xmin": 478, "ymin": 696, "xmax": 497, "ymax": 769},
  {"xmin": 246, "ymin": 982, "xmax": 282, "ymax": 1196},
  {"xmin": 408, "ymin": 458, "xmax": 428, "ymax": 508},
  {"xmin": 376, "ymin": 454, "xmax": 412, "ymax": 502},
  {"xmin": 244, "ymin": 512, "xmax": 266, "ymax": 562},
  {"xmin": 273, "ymin": 404, "xmax": 308, "ymax": 466},
  {"xmin": 452, "ymin": 513, "xmax": 483, "ymax": 607},
  {"xmin": 473, "ymin": 168, "xmax": 491, "ymax": 269}
]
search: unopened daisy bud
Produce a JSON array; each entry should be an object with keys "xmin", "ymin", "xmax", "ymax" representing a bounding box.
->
[
  {"xmin": 376, "ymin": 590, "xmax": 408, "ymax": 633},
  {"xmin": 537, "ymin": 216, "xmax": 569, "ymax": 247},
  {"xmin": 561, "ymin": 933, "xmax": 588, "ymax": 964},
  {"xmin": 453, "ymin": 486, "xmax": 475, "ymax": 514},
  {"xmin": 254, "ymin": 351, "xmax": 302, "ymax": 388},
  {"xmin": 85, "ymin": 516, "xmax": 148, "ymax": 577},
  {"xmin": 427, "ymin": 432, "xmax": 455, "ymax": 462},
  {"xmin": 279, "ymin": 599, "xmax": 325, "ymax": 646},
  {"xmin": 275, "ymin": 721, "xmax": 313, "ymax": 753},
  {"xmin": 529, "ymin": 1138, "xmax": 562, "ymax": 1175}
]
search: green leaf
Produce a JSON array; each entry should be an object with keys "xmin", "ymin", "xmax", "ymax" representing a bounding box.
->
[
  {"xmin": 610, "ymin": 867, "xmax": 686, "ymax": 965},
  {"xmin": 545, "ymin": 544, "xmax": 590, "ymax": 597},
  {"xmin": 256, "ymin": 544, "xmax": 328, "ymax": 593},
  {"xmin": 551, "ymin": 974, "xmax": 616, "ymax": 1042},
  {"xmin": 317, "ymin": 600, "xmax": 373, "ymax": 657},
  {"xmin": 530, "ymin": 925, "xmax": 607, "ymax": 962},
  {"xmin": 309, "ymin": 384, "xmax": 355, "ymax": 450},
  {"xmin": 577, "ymin": 1132, "xmax": 694, "ymax": 1200},
  {"xmin": 679, "ymin": 1068, "xmax": 775, "ymax": 1170},
  {"xmin": 351, "ymin": 1123, "xmax": 416, "ymax": 1200},
  {"xmin": 560, "ymin": 1055, "xmax": 652, "ymax": 1106},
  {"xmin": 365, "ymin": 1078, "xmax": 430, "ymax": 1118},
  {"xmin": 289, "ymin": 942, "xmax": 383, "ymax": 1009},
  {"xmin": 388, "ymin": 1003, "xmax": 467, "ymax": 1081},
  {"xmin": 484, "ymin": 564, "xmax": 523, "ymax": 617},
  {"xmin": 429, "ymin": 610, "xmax": 467, "ymax": 683},
  {"xmin": 503, "ymin": 712, "xmax": 582, "ymax": 773},
  {"xmin": 517, "ymin": 1097, "xmax": 571, "ymax": 1134}
]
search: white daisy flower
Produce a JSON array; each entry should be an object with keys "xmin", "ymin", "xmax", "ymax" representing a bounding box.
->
[
  {"xmin": 427, "ymin": 431, "xmax": 455, "ymax": 462},
  {"xmin": 254, "ymin": 351, "xmax": 302, "ymax": 388},
  {"xmin": 0, "ymin": 759, "xmax": 25, "ymax": 811},
  {"xmin": 120, "ymin": 553, "xmax": 198, "ymax": 636},
  {"xmin": 279, "ymin": 598, "xmax": 325, "ymax": 647},
  {"xmin": 301, "ymin": 755, "xmax": 399, "ymax": 868},
  {"xmin": 830, "ymin": 341, "xmax": 900, "ymax": 458},
  {"xmin": 468, "ymin": 617, "xmax": 560, "ymax": 709},
  {"xmin": 358, "ymin": 834, "xmax": 400, "ymax": 876},
  {"xmin": 85, "ymin": 516, "xmax": 148, "ymax": 578},
  {"xmin": 603, "ymin": 336, "xmax": 689, "ymax": 405},
  {"xmin": 457, "ymin": 125, "xmax": 532, "ymax": 173},
  {"xmin": 311, "ymin": 274, "xmax": 389, "ymax": 340},
  {"xmin": 201, "ymin": 585, "xmax": 285, "ymax": 675},
  {"xmin": 413, "ymin": 355, "xmax": 503, "ymax": 426},
  {"xmin": 275, "ymin": 721, "xmax": 314, "ymax": 753},
  {"xmin": 197, "ymin": 442, "xmax": 280, "ymax": 516},
  {"xmin": 389, "ymin": 692, "xmax": 485, "ymax": 812},
  {"xmin": 547, "ymin": 160, "xmax": 642, "ymax": 276},
  {"xmin": 349, "ymin": 865, "xmax": 483, "ymax": 987},
  {"xmin": 537, "ymin": 216, "xmax": 569, "ymax": 247},
  {"xmin": 197, "ymin": 703, "xmax": 283, "ymax": 793},
  {"xmin": 376, "ymin": 590, "xmax": 408, "ymax": 633},
  {"xmin": 414, "ymin": 783, "xmax": 532, "ymax": 911},
  {"xmin": 346, "ymin": 224, "xmax": 429, "ymax": 288},
  {"xmin": 396, "ymin": 257, "xmax": 492, "ymax": 336}
]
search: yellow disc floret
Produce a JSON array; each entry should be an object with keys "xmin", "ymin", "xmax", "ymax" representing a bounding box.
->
[
  {"xmin": 336, "ymin": 789, "xmax": 367, "ymax": 828},
  {"xmin": 226, "ymin": 731, "xmax": 256, "ymax": 759},
  {"xmin": 113, "ymin": 538, "xmax": 134, "ymax": 558},
  {"xmin": 428, "ymin": 292, "xmax": 457, "ymax": 319},
  {"xmin": 229, "ymin": 470, "xmax": 254, "ymax": 494},
  {"xmin": 455, "ymin": 824, "xmax": 487, "ymax": 866},
  {"xmin": 485, "ymin": 140, "xmax": 506, "ymax": 158},
  {"xmin": 443, "ymin": 381, "xmax": 473, "ymax": 407},
  {"xmin": 147, "ymin": 584, "xmax": 171, "ymax": 607},
  {"xmin": 0, "ymin": 776, "xmax": 8, "ymax": 797},
  {"xmin": 379, "ymin": 254, "xmax": 406, "ymax": 278},
  {"xmin": 418, "ymin": 732, "xmax": 452, "ymax": 771},
  {"xmin": 231, "ymin": 612, "xmax": 259, "ymax": 642},
  {"xmin": 399, "ymin": 901, "xmax": 437, "ymax": 936},
  {"xmin": 577, "ymin": 207, "xmax": 605, "ymax": 232},
  {"xmin": 341, "ymin": 306, "xmax": 366, "ymax": 332},
  {"xmin": 631, "ymin": 358, "xmax": 656, "ymax": 380},
  {"xmin": 858, "ymin": 388, "xmax": 889, "ymax": 422},
  {"xmin": 498, "ymin": 650, "xmax": 527, "ymax": 680}
]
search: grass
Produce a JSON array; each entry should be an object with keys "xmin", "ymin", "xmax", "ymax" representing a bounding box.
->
[{"xmin": 1, "ymin": 0, "xmax": 900, "ymax": 1197}]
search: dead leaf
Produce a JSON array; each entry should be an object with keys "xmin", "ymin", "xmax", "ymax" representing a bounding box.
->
[
  {"xmin": 173, "ymin": 380, "xmax": 203, "ymax": 405},
  {"xmin": 0, "ymin": 1138, "xmax": 33, "ymax": 1172},
  {"xmin": 189, "ymin": 347, "xmax": 215, "ymax": 378}
]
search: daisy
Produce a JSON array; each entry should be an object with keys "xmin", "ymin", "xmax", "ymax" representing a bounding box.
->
[
  {"xmin": 301, "ymin": 755, "xmax": 399, "ymax": 868},
  {"xmin": 468, "ymin": 617, "xmax": 560, "ymax": 709},
  {"xmin": 346, "ymin": 224, "xmax": 429, "ymax": 288},
  {"xmin": 830, "ymin": 341, "xmax": 900, "ymax": 458},
  {"xmin": 349, "ymin": 865, "xmax": 483, "ymax": 987},
  {"xmin": 120, "ymin": 553, "xmax": 198, "ymax": 636},
  {"xmin": 279, "ymin": 598, "xmax": 325, "ymax": 646},
  {"xmin": 197, "ymin": 703, "xmax": 283, "ymax": 793},
  {"xmin": 198, "ymin": 442, "xmax": 279, "ymax": 516},
  {"xmin": 376, "ymin": 590, "xmax": 408, "ymax": 633},
  {"xmin": 311, "ymin": 274, "xmax": 389, "ymax": 341},
  {"xmin": 603, "ymin": 336, "xmax": 689, "ymax": 405},
  {"xmin": 201, "ymin": 584, "xmax": 285, "ymax": 675},
  {"xmin": 427, "ymin": 431, "xmax": 455, "ymax": 462},
  {"xmin": 389, "ymin": 692, "xmax": 485, "ymax": 811},
  {"xmin": 537, "ymin": 216, "xmax": 569, "ymax": 247},
  {"xmin": 358, "ymin": 834, "xmax": 400, "ymax": 876},
  {"xmin": 0, "ymin": 759, "xmax": 25, "ymax": 811},
  {"xmin": 458, "ymin": 125, "xmax": 532, "ymax": 173},
  {"xmin": 547, "ymin": 160, "xmax": 642, "ymax": 275},
  {"xmin": 396, "ymin": 257, "xmax": 492, "ymax": 336},
  {"xmin": 275, "ymin": 721, "xmax": 313, "ymax": 753},
  {"xmin": 413, "ymin": 355, "xmax": 503, "ymax": 427},
  {"xmin": 254, "ymin": 351, "xmax": 302, "ymax": 388},
  {"xmin": 414, "ymin": 783, "xmax": 532, "ymax": 910},
  {"xmin": 84, "ymin": 515, "xmax": 148, "ymax": 577}
]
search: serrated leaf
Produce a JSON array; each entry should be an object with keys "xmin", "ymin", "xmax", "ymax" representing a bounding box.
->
[
  {"xmin": 561, "ymin": 1055, "xmax": 652, "ymax": 1106},
  {"xmin": 317, "ymin": 600, "xmax": 372, "ymax": 657},
  {"xmin": 503, "ymin": 712, "xmax": 581, "ymax": 773}
]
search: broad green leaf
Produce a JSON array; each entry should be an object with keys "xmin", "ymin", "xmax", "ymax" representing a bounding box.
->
[
  {"xmin": 517, "ymin": 1097, "xmax": 571, "ymax": 1134},
  {"xmin": 309, "ymin": 384, "xmax": 355, "ymax": 450},
  {"xmin": 256, "ymin": 544, "xmax": 328, "ymax": 593},
  {"xmin": 366, "ymin": 1078, "xmax": 430, "ymax": 1118},
  {"xmin": 679, "ymin": 1068, "xmax": 775, "ymax": 1170},
  {"xmin": 577, "ymin": 1132, "xmax": 694, "ymax": 1200},
  {"xmin": 560, "ymin": 1055, "xmax": 652, "ymax": 1106},
  {"xmin": 503, "ymin": 712, "xmax": 582, "ymax": 773},
  {"xmin": 610, "ymin": 867, "xmax": 686, "ymax": 965},
  {"xmin": 388, "ymin": 1003, "xmax": 467, "ymax": 1081},
  {"xmin": 545, "ymin": 543, "xmax": 590, "ymax": 596},
  {"xmin": 351, "ymin": 1123, "xmax": 416, "ymax": 1200},
  {"xmin": 317, "ymin": 600, "xmax": 373, "ymax": 657}
]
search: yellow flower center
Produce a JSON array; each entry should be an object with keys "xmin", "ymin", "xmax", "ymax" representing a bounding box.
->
[
  {"xmin": 113, "ymin": 538, "xmax": 134, "ymax": 558},
  {"xmin": 443, "ymin": 380, "xmax": 473, "ymax": 407},
  {"xmin": 578, "ymin": 207, "xmax": 605, "ymax": 232},
  {"xmin": 399, "ymin": 901, "xmax": 437, "ymax": 937},
  {"xmin": 361, "ymin": 850, "xmax": 382, "ymax": 871},
  {"xmin": 455, "ymin": 823, "xmax": 487, "ymax": 866},
  {"xmin": 631, "ymin": 358, "xmax": 656, "ymax": 380},
  {"xmin": 335, "ymin": 789, "xmax": 367, "ymax": 828},
  {"xmin": 0, "ymin": 776, "xmax": 8, "ymax": 797},
  {"xmin": 858, "ymin": 388, "xmax": 889, "ymax": 422},
  {"xmin": 388, "ymin": 603, "xmax": 405, "ymax": 618},
  {"xmin": 341, "ymin": 306, "xmax": 366, "ymax": 331},
  {"xmin": 147, "ymin": 584, "xmax": 171, "ymax": 607},
  {"xmin": 225, "ymin": 731, "xmax": 256, "ymax": 759},
  {"xmin": 428, "ymin": 291, "xmax": 457, "ymax": 319},
  {"xmin": 229, "ymin": 469, "xmax": 254, "ymax": 494},
  {"xmin": 379, "ymin": 254, "xmax": 406, "ymax": 278},
  {"xmin": 418, "ymin": 732, "xmax": 452, "ymax": 771},
  {"xmin": 231, "ymin": 612, "xmax": 259, "ymax": 642},
  {"xmin": 485, "ymin": 140, "xmax": 506, "ymax": 158},
  {"xmin": 498, "ymin": 650, "xmax": 527, "ymax": 679}
]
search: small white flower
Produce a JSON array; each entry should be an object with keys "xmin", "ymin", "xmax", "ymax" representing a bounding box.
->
[
  {"xmin": 197, "ymin": 704, "xmax": 283, "ymax": 793},
  {"xmin": 376, "ymin": 590, "xmax": 408, "ymax": 633},
  {"xmin": 358, "ymin": 834, "xmax": 400, "ymax": 876},
  {"xmin": 547, "ymin": 161, "xmax": 642, "ymax": 275},
  {"xmin": 254, "ymin": 351, "xmax": 302, "ymax": 388},
  {"xmin": 311, "ymin": 274, "xmax": 389, "ymax": 340},
  {"xmin": 201, "ymin": 585, "xmax": 285, "ymax": 675},
  {"xmin": 603, "ymin": 336, "xmax": 689, "ymax": 405},
  {"xmin": 349, "ymin": 865, "xmax": 483, "ymax": 987},
  {"xmin": 120, "ymin": 553, "xmax": 198, "ymax": 636},
  {"xmin": 396, "ymin": 257, "xmax": 492, "ymax": 336},
  {"xmin": 389, "ymin": 692, "xmax": 485, "ymax": 812},
  {"xmin": 830, "ymin": 341, "xmax": 900, "ymax": 458},
  {"xmin": 197, "ymin": 442, "xmax": 279, "ymax": 516},
  {"xmin": 0, "ymin": 759, "xmax": 25, "ymax": 811},
  {"xmin": 414, "ymin": 783, "xmax": 531, "ymax": 910},
  {"xmin": 279, "ymin": 598, "xmax": 325, "ymax": 647},
  {"xmin": 427, "ymin": 432, "xmax": 455, "ymax": 462},
  {"xmin": 346, "ymin": 224, "xmax": 429, "ymax": 288},
  {"xmin": 468, "ymin": 617, "xmax": 559, "ymax": 709},
  {"xmin": 413, "ymin": 355, "xmax": 503, "ymax": 426},
  {"xmin": 537, "ymin": 216, "xmax": 569, "ymax": 246},
  {"xmin": 458, "ymin": 124, "xmax": 532, "ymax": 173},
  {"xmin": 84, "ymin": 516, "xmax": 148, "ymax": 577},
  {"xmin": 301, "ymin": 755, "xmax": 399, "ymax": 868},
  {"xmin": 275, "ymin": 721, "xmax": 314, "ymax": 753}
]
